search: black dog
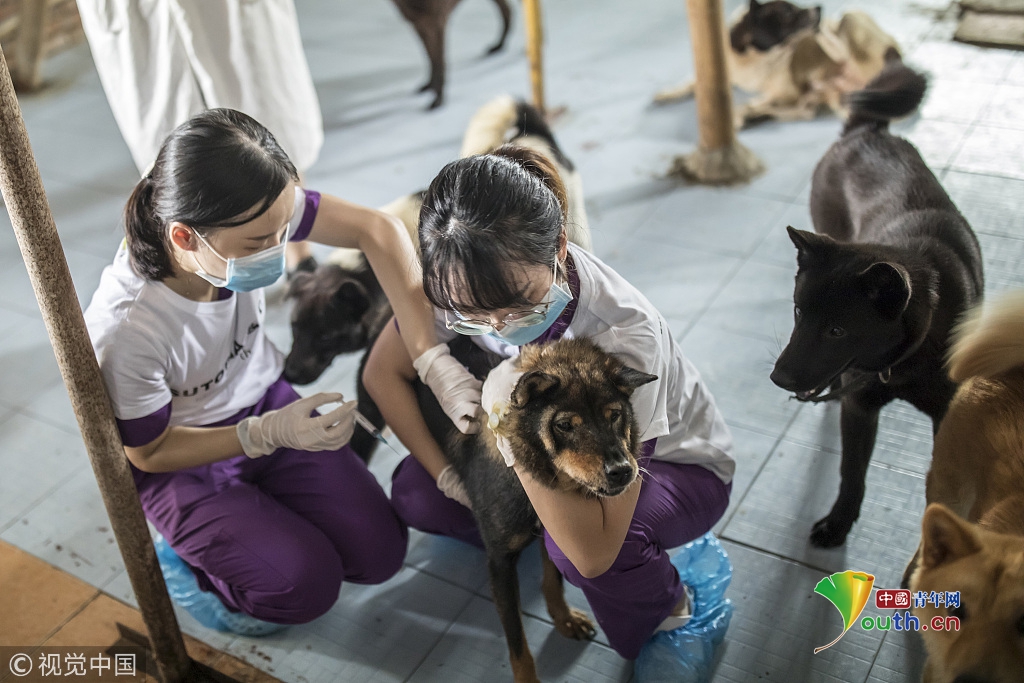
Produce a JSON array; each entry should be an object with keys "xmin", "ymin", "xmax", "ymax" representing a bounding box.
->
[
  {"xmin": 770, "ymin": 61, "xmax": 984, "ymax": 548},
  {"xmin": 391, "ymin": 0, "xmax": 512, "ymax": 109},
  {"xmin": 411, "ymin": 337, "xmax": 655, "ymax": 683}
]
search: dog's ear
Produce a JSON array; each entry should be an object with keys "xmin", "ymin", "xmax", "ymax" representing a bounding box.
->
[
  {"xmin": 920, "ymin": 504, "xmax": 981, "ymax": 570},
  {"xmin": 786, "ymin": 226, "xmax": 833, "ymax": 268},
  {"xmin": 859, "ymin": 262, "xmax": 912, "ymax": 319},
  {"xmin": 329, "ymin": 281, "xmax": 370, "ymax": 318},
  {"xmin": 749, "ymin": 0, "xmax": 761, "ymax": 11},
  {"xmin": 511, "ymin": 371, "xmax": 560, "ymax": 408},
  {"xmin": 805, "ymin": 6, "xmax": 823, "ymax": 29},
  {"xmin": 286, "ymin": 271, "xmax": 315, "ymax": 299},
  {"xmin": 612, "ymin": 364, "xmax": 658, "ymax": 396}
]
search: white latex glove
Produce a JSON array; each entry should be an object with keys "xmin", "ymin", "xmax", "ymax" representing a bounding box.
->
[
  {"xmin": 236, "ymin": 392, "xmax": 357, "ymax": 458},
  {"xmin": 436, "ymin": 465, "xmax": 472, "ymax": 509},
  {"xmin": 413, "ymin": 344, "xmax": 484, "ymax": 434},
  {"xmin": 481, "ymin": 357, "xmax": 524, "ymax": 467}
]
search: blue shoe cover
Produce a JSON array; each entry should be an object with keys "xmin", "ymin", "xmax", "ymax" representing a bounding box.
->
[
  {"xmin": 153, "ymin": 534, "xmax": 287, "ymax": 637},
  {"xmin": 634, "ymin": 532, "xmax": 734, "ymax": 683}
]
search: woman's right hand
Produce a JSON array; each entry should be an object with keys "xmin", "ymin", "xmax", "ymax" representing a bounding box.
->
[
  {"xmin": 236, "ymin": 392, "xmax": 357, "ymax": 458},
  {"xmin": 413, "ymin": 344, "xmax": 483, "ymax": 434}
]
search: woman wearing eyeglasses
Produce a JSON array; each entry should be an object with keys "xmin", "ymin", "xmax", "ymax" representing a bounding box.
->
[{"xmin": 363, "ymin": 145, "xmax": 736, "ymax": 660}]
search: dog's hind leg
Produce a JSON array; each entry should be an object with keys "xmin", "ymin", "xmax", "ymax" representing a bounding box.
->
[
  {"xmin": 539, "ymin": 542, "xmax": 596, "ymax": 640},
  {"xmin": 486, "ymin": 0, "xmax": 512, "ymax": 55},
  {"xmin": 810, "ymin": 395, "xmax": 883, "ymax": 547},
  {"xmin": 410, "ymin": 16, "xmax": 448, "ymax": 108},
  {"xmin": 487, "ymin": 551, "xmax": 540, "ymax": 683}
]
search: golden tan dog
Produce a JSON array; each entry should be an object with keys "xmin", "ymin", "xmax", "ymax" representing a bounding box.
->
[
  {"xmin": 655, "ymin": 0, "xmax": 900, "ymax": 128},
  {"xmin": 904, "ymin": 291, "xmax": 1024, "ymax": 682}
]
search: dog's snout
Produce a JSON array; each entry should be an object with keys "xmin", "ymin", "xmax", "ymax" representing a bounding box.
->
[
  {"xmin": 770, "ymin": 365, "xmax": 797, "ymax": 390},
  {"xmin": 604, "ymin": 462, "xmax": 633, "ymax": 489}
]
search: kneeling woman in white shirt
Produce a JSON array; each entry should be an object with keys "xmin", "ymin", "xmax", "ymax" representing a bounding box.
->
[
  {"xmin": 364, "ymin": 145, "xmax": 736, "ymax": 659},
  {"xmin": 85, "ymin": 109, "xmax": 479, "ymax": 634}
]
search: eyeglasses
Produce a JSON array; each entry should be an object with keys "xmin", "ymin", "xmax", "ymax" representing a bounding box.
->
[{"xmin": 443, "ymin": 259, "xmax": 560, "ymax": 336}]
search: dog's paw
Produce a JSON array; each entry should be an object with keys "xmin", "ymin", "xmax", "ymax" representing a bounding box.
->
[
  {"xmin": 809, "ymin": 516, "xmax": 852, "ymax": 548},
  {"xmin": 554, "ymin": 608, "xmax": 597, "ymax": 641}
]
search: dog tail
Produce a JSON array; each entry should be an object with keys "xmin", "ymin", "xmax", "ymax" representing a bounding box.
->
[
  {"xmin": 460, "ymin": 95, "xmax": 576, "ymax": 171},
  {"xmin": 843, "ymin": 60, "xmax": 927, "ymax": 134},
  {"xmin": 511, "ymin": 100, "xmax": 574, "ymax": 172},
  {"xmin": 947, "ymin": 291, "xmax": 1024, "ymax": 383},
  {"xmin": 460, "ymin": 94, "xmax": 519, "ymax": 158}
]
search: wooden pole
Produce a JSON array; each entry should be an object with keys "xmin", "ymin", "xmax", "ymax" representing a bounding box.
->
[
  {"xmin": 0, "ymin": 43, "xmax": 197, "ymax": 683},
  {"xmin": 522, "ymin": 0, "xmax": 545, "ymax": 115},
  {"xmin": 672, "ymin": 0, "xmax": 763, "ymax": 184}
]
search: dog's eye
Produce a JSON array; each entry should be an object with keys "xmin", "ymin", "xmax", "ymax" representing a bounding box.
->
[
  {"xmin": 554, "ymin": 420, "xmax": 574, "ymax": 433},
  {"xmin": 948, "ymin": 604, "xmax": 967, "ymax": 621},
  {"xmin": 608, "ymin": 409, "xmax": 622, "ymax": 423},
  {"xmin": 828, "ymin": 326, "xmax": 846, "ymax": 338},
  {"xmin": 794, "ymin": 306, "xmax": 802, "ymax": 320}
]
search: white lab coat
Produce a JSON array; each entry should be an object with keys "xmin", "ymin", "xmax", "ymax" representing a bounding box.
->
[{"xmin": 76, "ymin": 0, "xmax": 323, "ymax": 174}]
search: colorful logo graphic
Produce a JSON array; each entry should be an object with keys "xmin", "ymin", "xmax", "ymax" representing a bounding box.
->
[{"xmin": 812, "ymin": 570, "xmax": 876, "ymax": 653}]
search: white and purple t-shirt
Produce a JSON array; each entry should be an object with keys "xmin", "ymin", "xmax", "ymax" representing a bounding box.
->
[{"xmin": 84, "ymin": 187, "xmax": 320, "ymax": 449}]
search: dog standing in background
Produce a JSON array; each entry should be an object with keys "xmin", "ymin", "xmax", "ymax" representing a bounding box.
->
[
  {"xmin": 770, "ymin": 61, "xmax": 984, "ymax": 548},
  {"xmin": 904, "ymin": 292, "xmax": 1024, "ymax": 683},
  {"xmin": 656, "ymin": 0, "xmax": 900, "ymax": 127},
  {"xmin": 390, "ymin": 0, "xmax": 512, "ymax": 109}
]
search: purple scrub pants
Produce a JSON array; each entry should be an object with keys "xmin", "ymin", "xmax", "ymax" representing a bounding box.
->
[
  {"xmin": 390, "ymin": 441, "xmax": 731, "ymax": 659},
  {"xmin": 134, "ymin": 380, "xmax": 408, "ymax": 625}
]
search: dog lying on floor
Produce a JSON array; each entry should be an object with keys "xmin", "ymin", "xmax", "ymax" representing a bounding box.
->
[
  {"xmin": 390, "ymin": 0, "xmax": 511, "ymax": 109},
  {"xmin": 770, "ymin": 61, "xmax": 984, "ymax": 548},
  {"xmin": 413, "ymin": 336, "xmax": 655, "ymax": 683},
  {"xmin": 902, "ymin": 292, "xmax": 1024, "ymax": 683},
  {"xmin": 655, "ymin": 0, "xmax": 900, "ymax": 127}
]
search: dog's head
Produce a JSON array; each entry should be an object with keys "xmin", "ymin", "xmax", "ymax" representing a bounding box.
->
[
  {"xmin": 730, "ymin": 0, "xmax": 822, "ymax": 53},
  {"xmin": 502, "ymin": 339, "xmax": 657, "ymax": 497},
  {"xmin": 284, "ymin": 265, "xmax": 373, "ymax": 385},
  {"xmin": 770, "ymin": 227, "xmax": 935, "ymax": 400},
  {"xmin": 910, "ymin": 504, "xmax": 1024, "ymax": 683}
]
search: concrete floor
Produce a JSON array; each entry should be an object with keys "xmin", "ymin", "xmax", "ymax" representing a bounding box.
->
[{"xmin": 2, "ymin": 0, "xmax": 1023, "ymax": 680}]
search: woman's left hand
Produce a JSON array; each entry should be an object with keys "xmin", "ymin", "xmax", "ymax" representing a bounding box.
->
[{"xmin": 413, "ymin": 344, "xmax": 483, "ymax": 434}]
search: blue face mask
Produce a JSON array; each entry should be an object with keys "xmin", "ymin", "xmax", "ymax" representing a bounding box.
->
[
  {"xmin": 192, "ymin": 228, "xmax": 288, "ymax": 293},
  {"xmin": 486, "ymin": 277, "xmax": 573, "ymax": 346}
]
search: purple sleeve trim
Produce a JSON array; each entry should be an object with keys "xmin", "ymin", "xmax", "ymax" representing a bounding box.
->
[
  {"xmin": 290, "ymin": 189, "xmax": 321, "ymax": 243},
  {"xmin": 116, "ymin": 402, "xmax": 172, "ymax": 447}
]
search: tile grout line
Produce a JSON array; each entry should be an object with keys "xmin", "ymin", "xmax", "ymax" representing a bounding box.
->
[
  {"xmin": 0, "ymin": 460, "xmax": 91, "ymax": 537},
  {"xmin": 717, "ymin": 404, "xmax": 804, "ymax": 533}
]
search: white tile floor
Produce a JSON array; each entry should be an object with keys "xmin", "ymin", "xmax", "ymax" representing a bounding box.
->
[{"xmin": 3, "ymin": 0, "xmax": 1023, "ymax": 680}]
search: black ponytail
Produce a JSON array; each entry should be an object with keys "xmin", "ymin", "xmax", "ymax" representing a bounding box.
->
[
  {"xmin": 124, "ymin": 176, "xmax": 173, "ymax": 280},
  {"xmin": 123, "ymin": 108, "xmax": 299, "ymax": 280}
]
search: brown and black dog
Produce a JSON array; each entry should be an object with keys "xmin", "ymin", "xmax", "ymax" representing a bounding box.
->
[
  {"xmin": 770, "ymin": 62, "xmax": 984, "ymax": 548},
  {"xmin": 903, "ymin": 292, "xmax": 1024, "ymax": 682},
  {"xmin": 655, "ymin": 0, "xmax": 900, "ymax": 127},
  {"xmin": 411, "ymin": 336, "xmax": 656, "ymax": 683},
  {"xmin": 391, "ymin": 0, "xmax": 512, "ymax": 109}
]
